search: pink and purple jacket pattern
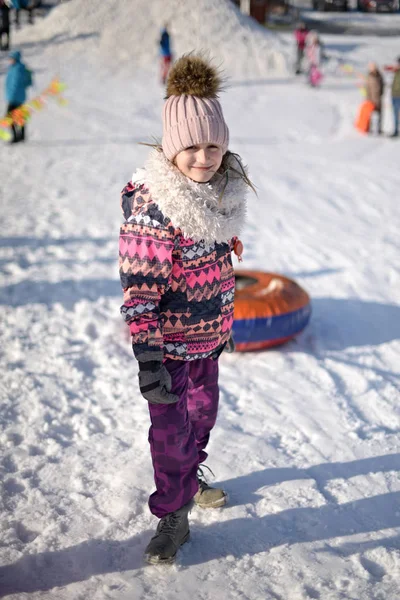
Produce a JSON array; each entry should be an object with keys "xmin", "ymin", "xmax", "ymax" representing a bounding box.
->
[{"xmin": 119, "ymin": 182, "xmax": 236, "ymax": 361}]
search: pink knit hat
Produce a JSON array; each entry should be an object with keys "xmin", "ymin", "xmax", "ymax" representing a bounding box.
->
[{"xmin": 162, "ymin": 55, "xmax": 229, "ymax": 161}]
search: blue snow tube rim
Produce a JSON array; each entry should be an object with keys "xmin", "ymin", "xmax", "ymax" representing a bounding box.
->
[{"xmin": 232, "ymin": 270, "xmax": 311, "ymax": 351}]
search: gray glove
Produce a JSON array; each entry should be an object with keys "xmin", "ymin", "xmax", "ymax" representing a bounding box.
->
[{"xmin": 137, "ymin": 350, "xmax": 179, "ymax": 405}]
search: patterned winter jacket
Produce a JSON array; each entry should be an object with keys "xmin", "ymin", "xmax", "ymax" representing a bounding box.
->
[{"xmin": 119, "ymin": 150, "xmax": 247, "ymax": 361}]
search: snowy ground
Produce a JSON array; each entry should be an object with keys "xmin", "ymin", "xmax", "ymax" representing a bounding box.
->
[
  {"xmin": 304, "ymin": 10, "xmax": 400, "ymax": 33},
  {"xmin": 306, "ymin": 12, "xmax": 400, "ymax": 26},
  {"xmin": 1, "ymin": 1, "xmax": 400, "ymax": 599}
]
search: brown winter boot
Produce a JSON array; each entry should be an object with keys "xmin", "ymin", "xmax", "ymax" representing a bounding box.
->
[{"xmin": 194, "ymin": 466, "xmax": 228, "ymax": 509}]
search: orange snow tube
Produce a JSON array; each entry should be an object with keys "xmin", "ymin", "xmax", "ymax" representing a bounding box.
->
[
  {"xmin": 232, "ymin": 271, "xmax": 311, "ymax": 352},
  {"xmin": 355, "ymin": 100, "xmax": 375, "ymax": 133}
]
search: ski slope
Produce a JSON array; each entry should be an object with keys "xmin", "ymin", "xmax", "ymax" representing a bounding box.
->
[{"xmin": 0, "ymin": 1, "xmax": 400, "ymax": 599}]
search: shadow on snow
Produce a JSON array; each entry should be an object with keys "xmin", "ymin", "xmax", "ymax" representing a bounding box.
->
[
  {"xmin": 0, "ymin": 531, "xmax": 150, "ymax": 597},
  {"xmin": 0, "ymin": 278, "xmax": 121, "ymax": 309},
  {"xmin": 0, "ymin": 236, "xmax": 113, "ymax": 249},
  {"xmin": 300, "ymin": 297, "xmax": 400, "ymax": 352},
  {"xmin": 0, "ymin": 455, "xmax": 399, "ymax": 591}
]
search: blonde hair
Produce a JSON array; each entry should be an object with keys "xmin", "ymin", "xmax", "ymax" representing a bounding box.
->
[{"xmin": 216, "ymin": 150, "xmax": 256, "ymax": 201}]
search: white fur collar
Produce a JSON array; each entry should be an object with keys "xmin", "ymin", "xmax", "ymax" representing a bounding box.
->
[{"xmin": 132, "ymin": 150, "xmax": 247, "ymax": 244}]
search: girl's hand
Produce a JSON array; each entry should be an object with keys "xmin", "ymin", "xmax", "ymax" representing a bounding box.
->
[{"xmin": 137, "ymin": 352, "xmax": 178, "ymax": 405}]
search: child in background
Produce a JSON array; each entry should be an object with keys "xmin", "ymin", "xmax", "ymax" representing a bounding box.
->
[
  {"xmin": 294, "ymin": 21, "xmax": 309, "ymax": 75},
  {"xmin": 159, "ymin": 24, "xmax": 172, "ymax": 85},
  {"xmin": 4, "ymin": 49, "xmax": 32, "ymax": 143},
  {"xmin": 119, "ymin": 54, "xmax": 251, "ymax": 564},
  {"xmin": 306, "ymin": 31, "xmax": 323, "ymax": 88}
]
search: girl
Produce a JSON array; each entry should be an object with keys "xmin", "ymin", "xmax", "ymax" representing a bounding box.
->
[
  {"xmin": 119, "ymin": 55, "xmax": 250, "ymax": 565},
  {"xmin": 306, "ymin": 31, "xmax": 323, "ymax": 88}
]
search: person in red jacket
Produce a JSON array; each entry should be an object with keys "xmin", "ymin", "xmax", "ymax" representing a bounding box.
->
[
  {"xmin": 294, "ymin": 21, "xmax": 309, "ymax": 75},
  {"xmin": 119, "ymin": 54, "xmax": 252, "ymax": 565}
]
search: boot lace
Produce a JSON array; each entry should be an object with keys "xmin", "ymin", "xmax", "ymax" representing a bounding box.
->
[
  {"xmin": 197, "ymin": 465, "xmax": 215, "ymax": 492},
  {"xmin": 197, "ymin": 464, "xmax": 214, "ymax": 482},
  {"xmin": 158, "ymin": 512, "xmax": 182, "ymax": 538}
]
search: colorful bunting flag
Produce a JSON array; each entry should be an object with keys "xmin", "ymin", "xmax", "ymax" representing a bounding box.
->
[{"xmin": 0, "ymin": 78, "xmax": 67, "ymax": 139}]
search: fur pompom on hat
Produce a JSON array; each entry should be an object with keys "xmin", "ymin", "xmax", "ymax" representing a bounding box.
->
[
  {"xmin": 162, "ymin": 54, "xmax": 229, "ymax": 161},
  {"xmin": 165, "ymin": 54, "xmax": 223, "ymax": 98}
]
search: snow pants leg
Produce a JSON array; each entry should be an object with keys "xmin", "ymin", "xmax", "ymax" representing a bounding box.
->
[
  {"xmin": 369, "ymin": 109, "xmax": 382, "ymax": 135},
  {"xmin": 376, "ymin": 109, "xmax": 382, "ymax": 135},
  {"xmin": 0, "ymin": 29, "xmax": 10, "ymax": 51},
  {"xmin": 147, "ymin": 357, "xmax": 219, "ymax": 518},
  {"xmin": 160, "ymin": 55, "xmax": 172, "ymax": 85},
  {"xmin": 392, "ymin": 98, "xmax": 400, "ymax": 136},
  {"xmin": 7, "ymin": 103, "xmax": 24, "ymax": 143},
  {"xmin": 295, "ymin": 47, "xmax": 304, "ymax": 74},
  {"xmin": 187, "ymin": 358, "xmax": 219, "ymax": 464}
]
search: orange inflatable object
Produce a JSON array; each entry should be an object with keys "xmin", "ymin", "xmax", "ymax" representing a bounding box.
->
[
  {"xmin": 355, "ymin": 100, "xmax": 375, "ymax": 133},
  {"xmin": 232, "ymin": 271, "xmax": 311, "ymax": 352}
]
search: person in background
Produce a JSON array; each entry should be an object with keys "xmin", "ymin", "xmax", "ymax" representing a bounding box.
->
[
  {"xmin": 10, "ymin": 0, "xmax": 33, "ymax": 27},
  {"xmin": 0, "ymin": 0, "xmax": 10, "ymax": 50},
  {"xmin": 306, "ymin": 31, "xmax": 323, "ymax": 88},
  {"xmin": 384, "ymin": 57, "xmax": 400, "ymax": 138},
  {"xmin": 365, "ymin": 62, "xmax": 384, "ymax": 135},
  {"xmin": 294, "ymin": 21, "xmax": 309, "ymax": 75},
  {"xmin": 4, "ymin": 49, "xmax": 32, "ymax": 143},
  {"xmin": 159, "ymin": 24, "xmax": 172, "ymax": 86}
]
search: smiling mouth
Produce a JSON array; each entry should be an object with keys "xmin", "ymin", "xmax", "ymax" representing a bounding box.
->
[{"xmin": 193, "ymin": 166, "xmax": 213, "ymax": 170}]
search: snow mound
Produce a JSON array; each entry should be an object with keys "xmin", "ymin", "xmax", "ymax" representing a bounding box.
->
[{"xmin": 20, "ymin": 0, "xmax": 287, "ymax": 78}]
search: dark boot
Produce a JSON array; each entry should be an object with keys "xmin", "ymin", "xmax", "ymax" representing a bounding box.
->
[
  {"xmin": 10, "ymin": 123, "xmax": 18, "ymax": 144},
  {"xmin": 144, "ymin": 500, "xmax": 192, "ymax": 565}
]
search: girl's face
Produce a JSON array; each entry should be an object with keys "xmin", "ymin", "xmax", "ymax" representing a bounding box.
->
[{"xmin": 174, "ymin": 143, "xmax": 224, "ymax": 183}]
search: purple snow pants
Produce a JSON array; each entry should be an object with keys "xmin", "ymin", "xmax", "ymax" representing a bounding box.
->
[{"xmin": 147, "ymin": 357, "xmax": 219, "ymax": 518}]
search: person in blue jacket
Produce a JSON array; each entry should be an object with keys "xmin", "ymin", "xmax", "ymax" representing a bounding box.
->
[
  {"xmin": 10, "ymin": 0, "xmax": 34, "ymax": 27},
  {"xmin": 5, "ymin": 49, "xmax": 32, "ymax": 142},
  {"xmin": 159, "ymin": 24, "xmax": 172, "ymax": 85}
]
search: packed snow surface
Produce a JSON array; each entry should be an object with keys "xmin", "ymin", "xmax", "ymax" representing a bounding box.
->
[
  {"xmin": 307, "ymin": 12, "xmax": 400, "ymax": 27},
  {"xmin": 0, "ymin": 1, "xmax": 400, "ymax": 599}
]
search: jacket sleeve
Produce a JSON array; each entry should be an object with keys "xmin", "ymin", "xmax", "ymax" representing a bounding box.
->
[
  {"xmin": 119, "ymin": 184, "xmax": 174, "ymax": 357},
  {"xmin": 5, "ymin": 65, "xmax": 25, "ymax": 104},
  {"xmin": 5, "ymin": 69, "xmax": 16, "ymax": 103}
]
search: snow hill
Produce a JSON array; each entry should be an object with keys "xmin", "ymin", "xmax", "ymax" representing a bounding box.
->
[
  {"xmin": 17, "ymin": 0, "xmax": 287, "ymax": 78},
  {"xmin": 0, "ymin": 2, "xmax": 400, "ymax": 599}
]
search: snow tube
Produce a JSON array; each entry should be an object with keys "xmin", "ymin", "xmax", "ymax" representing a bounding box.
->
[
  {"xmin": 232, "ymin": 271, "xmax": 311, "ymax": 352},
  {"xmin": 355, "ymin": 100, "xmax": 375, "ymax": 133}
]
